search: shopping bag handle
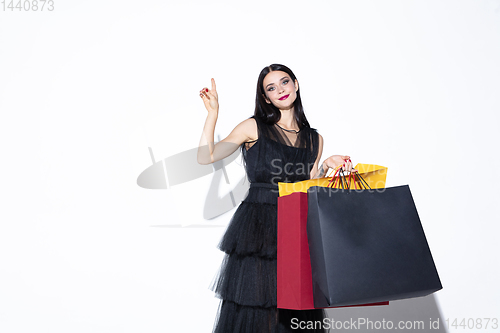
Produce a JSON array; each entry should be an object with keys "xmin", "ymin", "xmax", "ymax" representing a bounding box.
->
[
  {"xmin": 353, "ymin": 171, "xmax": 371, "ymax": 190},
  {"xmin": 327, "ymin": 159, "xmax": 371, "ymax": 190}
]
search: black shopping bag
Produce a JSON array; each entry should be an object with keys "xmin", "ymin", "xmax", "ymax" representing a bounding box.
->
[{"xmin": 306, "ymin": 184, "xmax": 442, "ymax": 308}]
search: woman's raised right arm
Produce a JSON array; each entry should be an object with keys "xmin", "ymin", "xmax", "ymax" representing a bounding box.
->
[{"xmin": 197, "ymin": 78, "xmax": 257, "ymax": 165}]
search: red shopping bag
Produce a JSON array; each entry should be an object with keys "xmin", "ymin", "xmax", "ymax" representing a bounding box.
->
[{"xmin": 277, "ymin": 191, "xmax": 389, "ymax": 310}]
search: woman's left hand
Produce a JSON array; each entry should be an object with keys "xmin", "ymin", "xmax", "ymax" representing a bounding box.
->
[{"xmin": 323, "ymin": 155, "xmax": 357, "ymax": 173}]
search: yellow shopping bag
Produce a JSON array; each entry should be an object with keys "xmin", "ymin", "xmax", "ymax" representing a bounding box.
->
[{"xmin": 278, "ymin": 163, "xmax": 388, "ymax": 197}]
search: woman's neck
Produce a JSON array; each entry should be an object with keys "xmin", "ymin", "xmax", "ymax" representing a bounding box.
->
[{"xmin": 277, "ymin": 108, "xmax": 298, "ymax": 130}]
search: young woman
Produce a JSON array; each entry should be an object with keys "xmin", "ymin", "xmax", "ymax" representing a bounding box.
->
[{"xmin": 198, "ymin": 64, "xmax": 354, "ymax": 333}]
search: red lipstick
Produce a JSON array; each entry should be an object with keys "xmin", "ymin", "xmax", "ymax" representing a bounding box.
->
[{"xmin": 279, "ymin": 94, "xmax": 290, "ymax": 101}]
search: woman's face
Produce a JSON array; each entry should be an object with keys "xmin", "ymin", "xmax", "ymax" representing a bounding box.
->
[{"xmin": 262, "ymin": 70, "xmax": 299, "ymax": 111}]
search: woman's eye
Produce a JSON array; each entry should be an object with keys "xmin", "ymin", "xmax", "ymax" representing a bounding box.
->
[
  {"xmin": 283, "ymin": 80, "xmax": 289, "ymax": 85},
  {"xmin": 267, "ymin": 87, "xmax": 275, "ymax": 91}
]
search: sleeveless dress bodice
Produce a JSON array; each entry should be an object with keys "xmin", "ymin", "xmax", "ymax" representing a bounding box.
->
[{"xmin": 243, "ymin": 116, "xmax": 319, "ymax": 184}]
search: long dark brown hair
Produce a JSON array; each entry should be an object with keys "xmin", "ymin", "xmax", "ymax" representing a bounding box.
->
[{"xmin": 254, "ymin": 64, "xmax": 311, "ymax": 129}]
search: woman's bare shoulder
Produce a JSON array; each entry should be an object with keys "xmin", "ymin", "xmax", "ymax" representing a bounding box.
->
[
  {"xmin": 224, "ymin": 117, "xmax": 258, "ymax": 144},
  {"xmin": 236, "ymin": 117, "xmax": 258, "ymax": 142}
]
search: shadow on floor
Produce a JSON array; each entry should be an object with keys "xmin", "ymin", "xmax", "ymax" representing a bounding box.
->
[{"xmin": 324, "ymin": 294, "xmax": 446, "ymax": 332}]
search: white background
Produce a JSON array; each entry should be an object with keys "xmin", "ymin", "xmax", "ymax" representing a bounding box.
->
[{"xmin": 1, "ymin": 0, "xmax": 499, "ymax": 332}]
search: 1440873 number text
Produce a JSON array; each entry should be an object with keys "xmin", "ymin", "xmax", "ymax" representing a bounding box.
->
[{"xmin": 1, "ymin": 0, "xmax": 54, "ymax": 11}]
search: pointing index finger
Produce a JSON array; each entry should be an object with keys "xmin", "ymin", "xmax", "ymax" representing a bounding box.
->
[{"xmin": 211, "ymin": 78, "xmax": 216, "ymax": 92}]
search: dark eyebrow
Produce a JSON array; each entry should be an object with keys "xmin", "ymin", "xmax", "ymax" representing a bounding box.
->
[{"xmin": 265, "ymin": 76, "xmax": 289, "ymax": 88}]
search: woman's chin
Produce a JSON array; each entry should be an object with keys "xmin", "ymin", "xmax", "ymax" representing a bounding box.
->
[{"xmin": 273, "ymin": 101, "xmax": 295, "ymax": 111}]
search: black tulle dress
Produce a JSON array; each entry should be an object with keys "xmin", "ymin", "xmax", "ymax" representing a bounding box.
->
[{"xmin": 210, "ymin": 116, "xmax": 327, "ymax": 333}]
